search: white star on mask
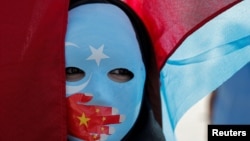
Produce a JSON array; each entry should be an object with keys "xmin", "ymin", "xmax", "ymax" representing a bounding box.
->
[{"xmin": 87, "ymin": 45, "xmax": 109, "ymax": 66}]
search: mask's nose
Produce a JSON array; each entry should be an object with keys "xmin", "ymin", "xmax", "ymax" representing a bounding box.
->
[{"xmin": 82, "ymin": 71, "xmax": 116, "ymax": 104}]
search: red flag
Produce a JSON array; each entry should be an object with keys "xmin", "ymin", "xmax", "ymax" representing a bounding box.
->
[
  {"xmin": 124, "ymin": 0, "xmax": 242, "ymax": 69},
  {"xmin": 0, "ymin": 0, "xmax": 68, "ymax": 140}
]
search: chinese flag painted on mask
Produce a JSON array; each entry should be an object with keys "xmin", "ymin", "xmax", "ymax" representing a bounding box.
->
[
  {"xmin": 124, "ymin": 0, "xmax": 241, "ymax": 69},
  {"xmin": 0, "ymin": 0, "xmax": 68, "ymax": 141}
]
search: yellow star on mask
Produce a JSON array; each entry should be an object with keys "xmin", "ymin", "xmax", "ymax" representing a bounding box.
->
[
  {"xmin": 102, "ymin": 117, "xmax": 106, "ymax": 121},
  {"xmin": 77, "ymin": 113, "xmax": 90, "ymax": 127},
  {"xmin": 95, "ymin": 108, "xmax": 100, "ymax": 113}
]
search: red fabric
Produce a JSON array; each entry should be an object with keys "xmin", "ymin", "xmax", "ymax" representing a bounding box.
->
[
  {"xmin": 124, "ymin": 0, "xmax": 242, "ymax": 69},
  {"xmin": 0, "ymin": 0, "xmax": 68, "ymax": 140}
]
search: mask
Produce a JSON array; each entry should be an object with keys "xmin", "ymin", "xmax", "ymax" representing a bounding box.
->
[{"xmin": 65, "ymin": 3, "xmax": 146, "ymax": 141}]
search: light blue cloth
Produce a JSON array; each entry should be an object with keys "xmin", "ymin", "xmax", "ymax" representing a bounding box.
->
[{"xmin": 160, "ymin": 1, "xmax": 250, "ymax": 140}]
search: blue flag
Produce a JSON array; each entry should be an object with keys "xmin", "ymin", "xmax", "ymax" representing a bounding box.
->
[{"xmin": 160, "ymin": 1, "xmax": 250, "ymax": 140}]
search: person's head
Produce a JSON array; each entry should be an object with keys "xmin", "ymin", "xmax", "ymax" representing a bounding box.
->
[{"xmin": 65, "ymin": 0, "xmax": 161, "ymax": 140}]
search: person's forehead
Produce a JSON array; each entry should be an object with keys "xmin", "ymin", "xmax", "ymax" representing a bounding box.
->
[{"xmin": 66, "ymin": 3, "xmax": 142, "ymax": 61}]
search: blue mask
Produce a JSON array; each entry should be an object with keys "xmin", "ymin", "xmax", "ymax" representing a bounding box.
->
[{"xmin": 65, "ymin": 4, "xmax": 146, "ymax": 141}]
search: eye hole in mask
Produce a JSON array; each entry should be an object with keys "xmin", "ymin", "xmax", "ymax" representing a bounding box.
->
[
  {"xmin": 66, "ymin": 67, "xmax": 85, "ymax": 82},
  {"xmin": 108, "ymin": 68, "xmax": 134, "ymax": 83}
]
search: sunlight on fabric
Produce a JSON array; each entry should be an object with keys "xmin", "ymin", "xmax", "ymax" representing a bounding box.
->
[
  {"xmin": 161, "ymin": 1, "xmax": 250, "ymax": 140},
  {"xmin": 176, "ymin": 94, "xmax": 211, "ymax": 141}
]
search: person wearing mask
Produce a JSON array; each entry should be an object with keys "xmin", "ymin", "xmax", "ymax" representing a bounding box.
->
[{"xmin": 65, "ymin": 0, "xmax": 165, "ymax": 140}]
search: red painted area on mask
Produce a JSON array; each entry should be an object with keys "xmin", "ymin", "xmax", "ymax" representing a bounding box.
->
[{"xmin": 67, "ymin": 93, "xmax": 123, "ymax": 141}]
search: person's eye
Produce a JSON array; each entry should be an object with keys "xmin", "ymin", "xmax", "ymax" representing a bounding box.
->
[
  {"xmin": 65, "ymin": 67, "xmax": 85, "ymax": 82},
  {"xmin": 108, "ymin": 68, "xmax": 134, "ymax": 83}
]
